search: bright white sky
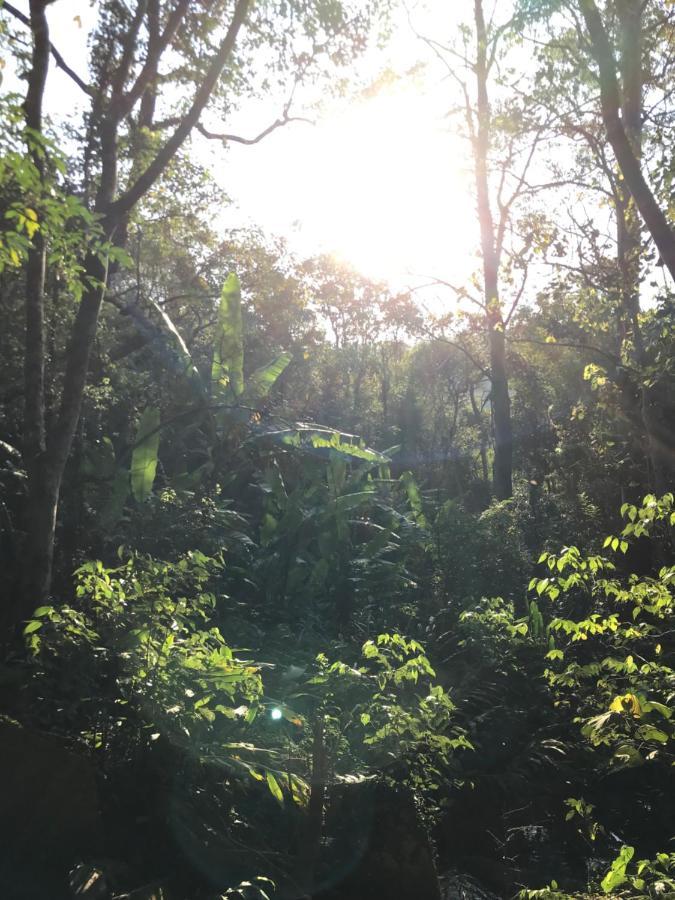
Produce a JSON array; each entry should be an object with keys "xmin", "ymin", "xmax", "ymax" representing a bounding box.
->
[{"xmin": 3, "ymin": 1, "xmax": 482, "ymax": 293}]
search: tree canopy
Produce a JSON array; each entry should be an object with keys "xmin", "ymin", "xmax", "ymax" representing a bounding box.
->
[{"xmin": 0, "ymin": 1, "xmax": 674, "ymax": 899}]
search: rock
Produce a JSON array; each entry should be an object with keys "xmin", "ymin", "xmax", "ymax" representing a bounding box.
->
[{"xmin": 316, "ymin": 780, "xmax": 441, "ymax": 900}]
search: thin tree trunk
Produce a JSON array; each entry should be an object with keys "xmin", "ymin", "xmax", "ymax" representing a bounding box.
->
[
  {"xmin": 616, "ymin": 0, "xmax": 642, "ymax": 357},
  {"xmin": 470, "ymin": 382, "xmax": 490, "ymax": 487},
  {"xmin": 473, "ymin": 0, "xmax": 513, "ymax": 500},
  {"xmin": 303, "ymin": 715, "xmax": 327, "ymax": 893},
  {"xmin": 489, "ymin": 327, "xmax": 513, "ymax": 499},
  {"xmin": 21, "ymin": 0, "xmax": 51, "ymax": 618},
  {"xmin": 17, "ymin": 0, "xmax": 252, "ymax": 618}
]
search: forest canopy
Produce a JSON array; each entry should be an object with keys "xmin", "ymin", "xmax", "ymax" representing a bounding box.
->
[{"xmin": 0, "ymin": 1, "xmax": 673, "ymax": 899}]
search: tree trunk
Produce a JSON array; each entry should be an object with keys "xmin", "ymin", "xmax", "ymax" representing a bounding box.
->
[
  {"xmin": 14, "ymin": 0, "xmax": 252, "ymax": 622},
  {"xmin": 580, "ymin": 0, "xmax": 675, "ymax": 281},
  {"xmin": 20, "ymin": 0, "xmax": 51, "ymax": 622},
  {"xmin": 490, "ymin": 325, "xmax": 513, "ymax": 500},
  {"xmin": 473, "ymin": 0, "xmax": 513, "ymax": 500},
  {"xmin": 22, "ymin": 251, "xmax": 109, "ymax": 618},
  {"xmin": 302, "ymin": 715, "xmax": 327, "ymax": 893},
  {"xmin": 613, "ymin": 0, "xmax": 675, "ymax": 492},
  {"xmin": 22, "ymin": 463, "xmax": 59, "ymax": 616},
  {"xmin": 469, "ymin": 382, "xmax": 490, "ymax": 487}
]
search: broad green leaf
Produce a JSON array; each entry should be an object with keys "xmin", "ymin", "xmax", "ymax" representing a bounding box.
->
[
  {"xmin": 212, "ymin": 273, "xmax": 243, "ymax": 400},
  {"xmin": 100, "ymin": 469, "xmax": 130, "ymax": 526},
  {"xmin": 242, "ymin": 352, "xmax": 292, "ymax": 404},
  {"xmin": 643, "ymin": 700, "xmax": 672, "ymax": 719},
  {"xmin": 266, "ymin": 770, "xmax": 284, "ymax": 805},
  {"xmin": 150, "ymin": 299, "xmax": 205, "ymax": 399},
  {"xmin": 400, "ymin": 470, "xmax": 427, "ymax": 527},
  {"xmin": 130, "ymin": 408, "xmax": 161, "ymax": 502},
  {"xmin": 266, "ymin": 426, "xmax": 390, "ymax": 465},
  {"xmin": 335, "ymin": 491, "xmax": 375, "ymax": 514},
  {"xmin": 602, "ymin": 846, "xmax": 634, "ymax": 893},
  {"xmin": 637, "ymin": 725, "xmax": 668, "ymax": 744},
  {"xmin": 23, "ymin": 620, "xmax": 42, "ymax": 635}
]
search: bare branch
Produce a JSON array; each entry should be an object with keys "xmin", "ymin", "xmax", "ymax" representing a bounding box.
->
[
  {"xmin": 115, "ymin": 0, "xmax": 190, "ymax": 120},
  {"xmin": 2, "ymin": 0, "xmax": 92, "ymax": 95},
  {"xmin": 196, "ymin": 111, "xmax": 313, "ymax": 146},
  {"xmin": 109, "ymin": 0, "xmax": 251, "ymax": 219},
  {"xmin": 504, "ymin": 259, "xmax": 529, "ymax": 326},
  {"xmin": 506, "ymin": 335, "xmax": 623, "ymax": 367}
]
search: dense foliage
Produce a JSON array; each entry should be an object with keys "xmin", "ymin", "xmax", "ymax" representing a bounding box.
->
[{"xmin": 0, "ymin": 1, "xmax": 674, "ymax": 899}]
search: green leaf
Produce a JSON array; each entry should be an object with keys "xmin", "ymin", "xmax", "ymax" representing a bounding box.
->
[
  {"xmin": 400, "ymin": 470, "xmax": 427, "ymax": 527},
  {"xmin": 150, "ymin": 299, "xmax": 205, "ymax": 399},
  {"xmin": 266, "ymin": 770, "xmax": 284, "ymax": 805},
  {"xmin": 100, "ymin": 469, "xmax": 130, "ymax": 526},
  {"xmin": 335, "ymin": 491, "xmax": 375, "ymax": 514},
  {"xmin": 637, "ymin": 725, "xmax": 668, "ymax": 744},
  {"xmin": 643, "ymin": 701, "xmax": 672, "ymax": 719},
  {"xmin": 242, "ymin": 352, "xmax": 292, "ymax": 404},
  {"xmin": 267, "ymin": 426, "xmax": 390, "ymax": 464},
  {"xmin": 23, "ymin": 620, "xmax": 42, "ymax": 635},
  {"xmin": 130, "ymin": 407, "xmax": 161, "ymax": 502},
  {"xmin": 601, "ymin": 846, "xmax": 634, "ymax": 893},
  {"xmin": 212, "ymin": 273, "xmax": 243, "ymax": 400}
]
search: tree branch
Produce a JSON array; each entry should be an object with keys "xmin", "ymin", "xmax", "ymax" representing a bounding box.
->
[
  {"xmin": 196, "ymin": 110, "xmax": 313, "ymax": 146},
  {"xmin": 115, "ymin": 0, "xmax": 190, "ymax": 120},
  {"xmin": 579, "ymin": 0, "xmax": 675, "ymax": 280},
  {"xmin": 2, "ymin": 0, "xmax": 92, "ymax": 95},
  {"xmin": 109, "ymin": 0, "xmax": 251, "ymax": 218}
]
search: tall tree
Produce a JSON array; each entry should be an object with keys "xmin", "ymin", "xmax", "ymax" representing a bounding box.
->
[
  {"xmin": 522, "ymin": 0, "xmax": 675, "ymax": 490},
  {"xmin": 413, "ymin": 2, "xmax": 550, "ymax": 499},
  {"xmin": 578, "ymin": 0, "xmax": 675, "ymax": 279},
  {"xmin": 2, "ymin": 0, "xmax": 380, "ymax": 620}
]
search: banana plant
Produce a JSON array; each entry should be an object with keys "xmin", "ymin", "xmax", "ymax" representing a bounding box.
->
[
  {"xmin": 253, "ymin": 455, "xmax": 414, "ymax": 627},
  {"xmin": 211, "ymin": 272, "xmax": 293, "ymax": 422},
  {"xmin": 95, "ymin": 272, "xmax": 389, "ymax": 514}
]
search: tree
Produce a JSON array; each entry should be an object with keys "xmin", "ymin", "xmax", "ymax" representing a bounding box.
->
[
  {"xmin": 1, "ymin": 0, "xmax": 383, "ymax": 620},
  {"xmin": 521, "ymin": 0, "xmax": 675, "ymax": 491},
  {"xmin": 578, "ymin": 0, "xmax": 675, "ymax": 279},
  {"xmin": 413, "ymin": 2, "xmax": 551, "ymax": 499},
  {"xmin": 576, "ymin": 0, "xmax": 675, "ymax": 490}
]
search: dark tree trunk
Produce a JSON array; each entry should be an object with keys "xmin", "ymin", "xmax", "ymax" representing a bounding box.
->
[
  {"xmin": 22, "ymin": 464, "xmax": 59, "ymax": 615},
  {"xmin": 22, "ymin": 251, "xmax": 109, "ymax": 617},
  {"xmin": 613, "ymin": 0, "xmax": 675, "ymax": 492},
  {"xmin": 303, "ymin": 716, "xmax": 327, "ymax": 892},
  {"xmin": 13, "ymin": 0, "xmax": 252, "ymax": 625},
  {"xmin": 469, "ymin": 382, "xmax": 490, "ymax": 487},
  {"xmin": 473, "ymin": 0, "xmax": 513, "ymax": 500},
  {"xmin": 489, "ymin": 325, "xmax": 513, "ymax": 500},
  {"xmin": 20, "ymin": 0, "xmax": 51, "ymax": 621},
  {"xmin": 581, "ymin": 0, "xmax": 675, "ymax": 280}
]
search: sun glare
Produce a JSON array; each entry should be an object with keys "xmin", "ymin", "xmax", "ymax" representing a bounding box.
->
[
  {"xmin": 295, "ymin": 90, "xmax": 477, "ymax": 287},
  {"xmin": 231, "ymin": 86, "xmax": 478, "ymax": 290}
]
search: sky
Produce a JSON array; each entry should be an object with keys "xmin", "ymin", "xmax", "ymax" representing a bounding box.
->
[{"xmin": 2, "ymin": 0, "xmax": 481, "ymax": 296}]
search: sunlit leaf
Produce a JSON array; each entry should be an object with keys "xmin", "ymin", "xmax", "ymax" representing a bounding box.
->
[{"xmin": 130, "ymin": 407, "xmax": 161, "ymax": 502}]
